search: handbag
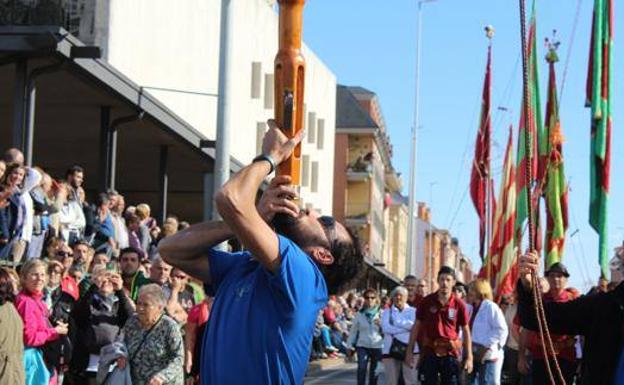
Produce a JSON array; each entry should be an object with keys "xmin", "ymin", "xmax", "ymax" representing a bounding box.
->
[
  {"xmin": 41, "ymin": 335, "xmax": 72, "ymax": 369},
  {"xmin": 388, "ymin": 308, "xmax": 408, "ymax": 361},
  {"xmin": 389, "ymin": 337, "xmax": 408, "ymax": 361}
]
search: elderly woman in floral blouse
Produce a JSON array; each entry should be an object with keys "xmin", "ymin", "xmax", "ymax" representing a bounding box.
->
[{"xmin": 121, "ymin": 283, "xmax": 184, "ymax": 385}]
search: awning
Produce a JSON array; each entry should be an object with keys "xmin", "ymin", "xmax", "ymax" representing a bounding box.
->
[
  {"xmin": 0, "ymin": 26, "xmax": 242, "ymax": 222},
  {"xmin": 364, "ymin": 256, "xmax": 401, "ymax": 285}
]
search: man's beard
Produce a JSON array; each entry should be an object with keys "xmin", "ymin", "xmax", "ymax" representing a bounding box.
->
[
  {"xmin": 272, "ymin": 213, "xmax": 310, "ymax": 250},
  {"xmin": 272, "ymin": 213, "xmax": 297, "ymax": 236}
]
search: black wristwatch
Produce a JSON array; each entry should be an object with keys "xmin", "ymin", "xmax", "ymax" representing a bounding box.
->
[{"xmin": 252, "ymin": 154, "xmax": 277, "ymax": 174}]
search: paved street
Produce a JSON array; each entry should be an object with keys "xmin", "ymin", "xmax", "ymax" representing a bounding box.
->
[{"xmin": 304, "ymin": 361, "xmax": 387, "ymax": 385}]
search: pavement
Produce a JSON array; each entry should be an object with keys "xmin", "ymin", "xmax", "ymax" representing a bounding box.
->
[{"xmin": 305, "ymin": 358, "xmax": 386, "ymax": 385}]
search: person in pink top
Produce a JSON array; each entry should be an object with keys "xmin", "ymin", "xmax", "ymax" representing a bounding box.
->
[{"xmin": 15, "ymin": 259, "xmax": 69, "ymax": 385}]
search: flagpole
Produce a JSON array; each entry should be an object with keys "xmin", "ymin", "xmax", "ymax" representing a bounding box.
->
[
  {"xmin": 485, "ymin": 26, "xmax": 494, "ymax": 285},
  {"xmin": 407, "ymin": 0, "xmax": 437, "ymax": 278}
]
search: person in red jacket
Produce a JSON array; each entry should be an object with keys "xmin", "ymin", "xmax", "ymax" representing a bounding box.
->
[{"xmin": 518, "ymin": 262, "xmax": 579, "ymax": 385}]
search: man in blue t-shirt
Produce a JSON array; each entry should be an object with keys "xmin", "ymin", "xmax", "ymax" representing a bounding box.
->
[{"xmin": 159, "ymin": 120, "xmax": 363, "ymax": 385}]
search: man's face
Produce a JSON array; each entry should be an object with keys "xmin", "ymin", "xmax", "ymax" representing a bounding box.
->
[
  {"xmin": 108, "ymin": 194, "xmax": 118, "ymax": 210},
  {"xmin": 272, "ymin": 210, "xmax": 350, "ymax": 258},
  {"xmin": 150, "ymin": 260, "xmax": 172, "ymax": 286},
  {"xmin": 404, "ymin": 279, "xmax": 418, "ymax": 298},
  {"xmin": 69, "ymin": 171, "xmax": 84, "ymax": 188},
  {"xmin": 120, "ymin": 252, "xmax": 140, "ymax": 276},
  {"xmin": 416, "ymin": 279, "xmax": 428, "ymax": 296},
  {"xmin": 116, "ymin": 196, "xmax": 126, "ymax": 214},
  {"xmin": 73, "ymin": 244, "xmax": 90, "ymax": 266},
  {"xmin": 437, "ymin": 274, "xmax": 456, "ymax": 296},
  {"xmin": 547, "ymin": 272, "xmax": 567, "ymax": 292}
]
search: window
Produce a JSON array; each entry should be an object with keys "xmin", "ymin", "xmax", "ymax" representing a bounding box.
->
[
  {"xmin": 302, "ymin": 103, "xmax": 307, "ymax": 131},
  {"xmin": 251, "ymin": 62, "xmax": 262, "ymax": 99},
  {"xmin": 264, "ymin": 74, "xmax": 274, "ymax": 109},
  {"xmin": 317, "ymin": 118, "xmax": 325, "ymax": 150},
  {"xmin": 302, "ymin": 155, "xmax": 310, "ymax": 187},
  {"xmin": 307, "ymin": 112, "xmax": 317, "ymax": 143},
  {"xmin": 311, "ymin": 161, "xmax": 319, "ymax": 193},
  {"xmin": 256, "ymin": 122, "xmax": 267, "ymax": 155}
]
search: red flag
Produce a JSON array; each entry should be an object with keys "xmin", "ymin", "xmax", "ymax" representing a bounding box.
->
[
  {"xmin": 470, "ymin": 44, "xmax": 492, "ymax": 261},
  {"xmin": 479, "ymin": 126, "xmax": 517, "ymax": 296}
]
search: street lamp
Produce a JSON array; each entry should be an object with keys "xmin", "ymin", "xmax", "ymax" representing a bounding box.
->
[
  {"xmin": 428, "ymin": 181, "xmax": 438, "ymax": 290},
  {"xmin": 407, "ymin": 0, "xmax": 438, "ymax": 276}
]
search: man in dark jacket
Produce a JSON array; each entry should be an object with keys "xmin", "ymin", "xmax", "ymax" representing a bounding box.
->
[{"xmin": 517, "ymin": 252, "xmax": 624, "ymax": 385}]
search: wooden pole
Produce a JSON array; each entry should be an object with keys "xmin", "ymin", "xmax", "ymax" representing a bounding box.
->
[{"xmin": 274, "ymin": 0, "xmax": 306, "ymax": 185}]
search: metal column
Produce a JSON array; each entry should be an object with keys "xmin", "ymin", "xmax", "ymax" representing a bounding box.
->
[
  {"xmin": 203, "ymin": 172, "xmax": 214, "ymax": 221},
  {"xmin": 12, "ymin": 59, "xmax": 26, "ymax": 149},
  {"xmin": 23, "ymin": 80, "xmax": 36, "ymax": 166},
  {"xmin": 98, "ymin": 106, "xmax": 117, "ymax": 191},
  {"xmin": 157, "ymin": 145, "xmax": 169, "ymax": 225}
]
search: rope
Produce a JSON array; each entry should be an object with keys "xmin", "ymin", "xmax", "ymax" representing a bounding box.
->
[
  {"xmin": 559, "ymin": 0, "xmax": 584, "ymax": 103},
  {"xmin": 518, "ymin": 1, "xmax": 566, "ymax": 384}
]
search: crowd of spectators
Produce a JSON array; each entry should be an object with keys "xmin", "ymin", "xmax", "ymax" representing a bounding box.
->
[
  {"xmin": 0, "ymin": 148, "xmax": 207, "ymax": 385},
  {"xmin": 0, "ymin": 146, "xmax": 619, "ymax": 385}
]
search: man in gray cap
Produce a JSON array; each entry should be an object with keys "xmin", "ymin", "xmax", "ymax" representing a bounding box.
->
[{"xmin": 518, "ymin": 261, "xmax": 580, "ymax": 385}]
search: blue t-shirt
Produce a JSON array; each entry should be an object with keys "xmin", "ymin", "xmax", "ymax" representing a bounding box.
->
[{"xmin": 201, "ymin": 235, "xmax": 328, "ymax": 385}]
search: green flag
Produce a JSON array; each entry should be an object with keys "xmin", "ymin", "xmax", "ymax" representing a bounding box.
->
[{"xmin": 586, "ymin": 0, "xmax": 613, "ymax": 278}]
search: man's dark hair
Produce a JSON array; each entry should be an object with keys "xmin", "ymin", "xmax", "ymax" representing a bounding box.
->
[
  {"xmin": 403, "ymin": 275, "xmax": 418, "ymax": 283},
  {"xmin": 95, "ymin": 192, "xmax": 109, "ymax": 208},
  {"xmin": 70, "ymin": 239, "xmax": 91, "ymax": 249},
  {"xmin": 119, "ymin": 247, "xmax": 142, "ymax": 260},
  {"xmin": 65, "ymin": 165, "xmax": 84, "ymax": 178},
  {"xmin": 438, "ymin": 266, "xmax": 457, "ymax": 280},
  {"xmin": 321, "ymin": 226, "xmax": 364, "ymax": 292}
]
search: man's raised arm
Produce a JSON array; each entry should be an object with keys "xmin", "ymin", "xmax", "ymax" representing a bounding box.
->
[
  {"xmin": 215, "ymin": 120, "xmax": 303, "ymax": 273},
  {"xmin": 158, "ymin": 221, "xmax": 232, "ymax": 283}
]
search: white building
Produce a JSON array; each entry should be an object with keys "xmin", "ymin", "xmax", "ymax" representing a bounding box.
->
[{"xmin": 77, "ymin": 0, "xmax": 337, "ymax": 215}]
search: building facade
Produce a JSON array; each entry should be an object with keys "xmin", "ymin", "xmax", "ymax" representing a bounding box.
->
[
  {"xmin": 62, "ymin": 0, "xmax": 337, "ymax": 215},
  {"xmin": 416, "ymin": 202, "xmax": 474, "ymax": 291},
  {"xmin": 334, "ymin": 85, "xmax": 404, "ymax": 289}
]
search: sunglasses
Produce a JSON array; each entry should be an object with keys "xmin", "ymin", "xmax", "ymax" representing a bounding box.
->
[
  {"xmin": 317, "ymin": 216, "xmax": 338, "ymax": 253},
  {"xmin": 57, "ymin": 251, "xmax": 73, "ymax": 258},
  {"xmin": 364, "ymin": 296, "xmax": 377, "ymax": 300}
]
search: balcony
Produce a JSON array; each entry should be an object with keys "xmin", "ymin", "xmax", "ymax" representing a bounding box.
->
[
  {"xmin": 346, "ymin": 153, "xmax": 373, "ymax": 182},
  {"xmin": 346, "ymin": 203, "xmax": 371, "ymax": 227}
]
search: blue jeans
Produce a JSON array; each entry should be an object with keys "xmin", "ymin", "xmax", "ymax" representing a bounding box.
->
[
  {"xmin": 471, "ymin": 360, "xmax": 497, "ymax": 385},
  {"xmin": 320, "ymin": 326, "xmax": 333, "ymax": 348},
  {"xmin": 356, "ymin": 347, "xmax": 381, "ymax": 385},
  {"xmin": 420, "ymin": 354, "xmax": 460, "ymax": 385}
]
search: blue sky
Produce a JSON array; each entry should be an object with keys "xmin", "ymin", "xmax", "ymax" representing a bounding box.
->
[{"xmin": 303, "ymin": 0, "xmax": 622, "ymax": 291}]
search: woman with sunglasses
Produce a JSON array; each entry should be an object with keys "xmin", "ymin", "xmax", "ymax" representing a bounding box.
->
[{"xmin": 347, "ymin": 289, "xmax": 383, "ymax": 385}]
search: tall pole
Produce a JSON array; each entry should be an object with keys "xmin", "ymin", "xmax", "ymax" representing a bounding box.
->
[
  {"xmin": 213, "ymin": 0, "xmax": 235, "ymax": 221},
  {"xmin": 429, "ymin": 182, "xmax": 437, "ymax": 290},
  {"xmin": 407, "ymin": 0, "xmax": 436, "ymax": 276}
]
